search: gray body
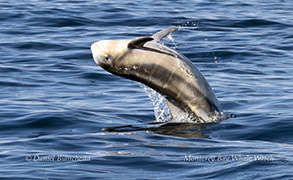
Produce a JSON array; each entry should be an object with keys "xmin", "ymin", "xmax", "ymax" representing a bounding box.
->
[{"xmin": 91, "ymin": 27, "xmax": 222, "ymax": 123}]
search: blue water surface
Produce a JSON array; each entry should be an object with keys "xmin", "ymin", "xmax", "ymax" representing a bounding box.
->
[{"xmin": 0, "ymin": 0, "xmax": 293, "ymax": 179}]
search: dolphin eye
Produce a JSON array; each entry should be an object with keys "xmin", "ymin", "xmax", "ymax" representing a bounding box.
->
[{"xmin": 104, "ymin": 55, "xmax": 112, "ymax": 61}]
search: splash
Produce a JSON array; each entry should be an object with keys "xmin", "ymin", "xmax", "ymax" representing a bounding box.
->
[
  {"xmin": 170, "ymin": 112, "xmax": 197, "ymax": 123},
  {"xmin": 178, "ymin": 21, "xmax": 199, "ymax": 31},
  {"xmin": 167, "ymin": 34, "xmax": 177, "ymax": 49},
  {"xmin": 139, "ymin": 83, "xmax": 172, "ymax": 123},
  {"xmin": 139, "ymin": 83, "xmax": 201, "ymax": 123},
  {"xmin": 139, "ymin": 83, "xmax": 226, "ymax": 123}
]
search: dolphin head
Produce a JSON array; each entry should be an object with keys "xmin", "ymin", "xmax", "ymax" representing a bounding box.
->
[
  {"xmin": 91, "ymin": 37, "xmax": 154, "ymax": 76},
  {"xmin": 91, "ymin": 40, "xmax": 129, "ymax": 72}
]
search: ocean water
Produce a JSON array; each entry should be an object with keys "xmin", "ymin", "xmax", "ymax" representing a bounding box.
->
[{"xmin": 1, "ymin": 0, "xmax": 293, "ymax": 179}]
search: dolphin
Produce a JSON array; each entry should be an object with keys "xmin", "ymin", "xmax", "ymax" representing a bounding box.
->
[{"xmin": 91, "ymin": 27, "xmax": 223, "ymax": 123}]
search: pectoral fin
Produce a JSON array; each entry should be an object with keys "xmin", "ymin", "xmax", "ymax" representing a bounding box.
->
[{"xmin": 166, "ymin": 100, "xmax": 185, "ymax": 120}]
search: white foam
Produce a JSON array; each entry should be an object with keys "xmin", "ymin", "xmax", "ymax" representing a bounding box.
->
[{"xmin": 139, "ymin": 83, "xmax": 172, "ymax": 123}]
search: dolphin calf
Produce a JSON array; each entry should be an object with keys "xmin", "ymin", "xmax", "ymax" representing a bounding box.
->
[{"xmin": 91, "ymin": 27, "xmax": 223, "ymax": 123}]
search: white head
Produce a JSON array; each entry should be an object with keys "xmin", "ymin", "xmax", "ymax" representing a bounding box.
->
[
  {"xmin": 91, "ymin": 40, "xmax": 128, "ymax": 67},
  {"xmin": 91, "ymin": 37, "xmax": 153, "ymax": 76}
]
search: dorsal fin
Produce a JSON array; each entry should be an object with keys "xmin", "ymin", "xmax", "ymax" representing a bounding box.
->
[
  {"xmin": 152, "ymin": 27, "xmax": 178, "ymax": 42},
  {"xmin": 128, "ymin": 37, "xmax": 154, "ymax": 49}
]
